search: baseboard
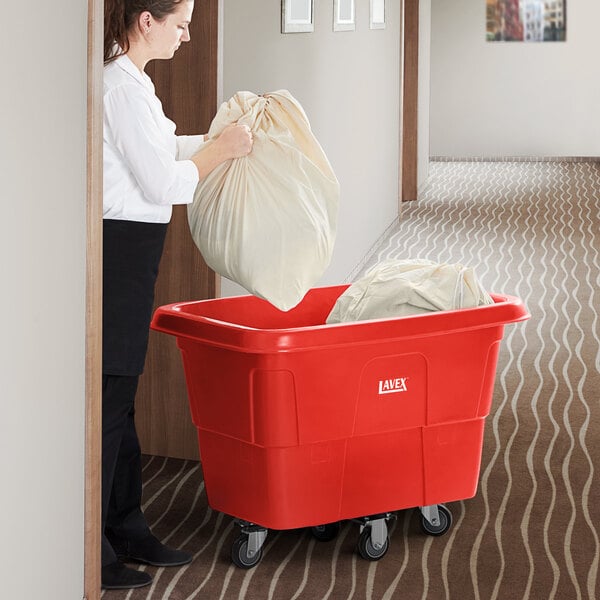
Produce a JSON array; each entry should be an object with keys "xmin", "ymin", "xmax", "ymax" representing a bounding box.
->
[{"xmin": 430, "ymin": 156, "xmax": 600, "ymax": 163}]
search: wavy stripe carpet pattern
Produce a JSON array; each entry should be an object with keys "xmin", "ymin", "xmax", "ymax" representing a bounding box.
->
[{"xmin": 103, "ymin": 160, "xmax": 600, "ymax": 600}]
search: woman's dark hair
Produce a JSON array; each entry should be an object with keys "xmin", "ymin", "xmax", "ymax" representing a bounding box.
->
[{"xmin": 104, "ymin": 0, "xmax": 185, "ymax": 63}]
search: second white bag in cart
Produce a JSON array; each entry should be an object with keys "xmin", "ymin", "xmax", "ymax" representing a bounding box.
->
[{"xmin": 327, "ymin": 259, "xmax": 494, "ymax": 323}]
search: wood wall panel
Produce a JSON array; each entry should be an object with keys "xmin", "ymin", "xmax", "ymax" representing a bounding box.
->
[
  {"xmin": 136, "ymin": 0, "xmax": 219, "ymax": 460},
  {"xmin": 401, "ymin": 0, "xmax": 419, "ymax": 202}
]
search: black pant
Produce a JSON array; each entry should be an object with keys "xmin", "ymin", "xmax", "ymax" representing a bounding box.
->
[
  {"xmin": 101, "ymin": 374, "xmax": 150, "ymax": 566},
  {"xmin": 101, "ymin": 220, "xmax": 168, "ymax": 566}
]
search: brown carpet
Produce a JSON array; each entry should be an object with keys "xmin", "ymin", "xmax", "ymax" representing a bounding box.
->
[{"xmin": 103, "ymin": 160, "xmax": 600, "ymax": 600}]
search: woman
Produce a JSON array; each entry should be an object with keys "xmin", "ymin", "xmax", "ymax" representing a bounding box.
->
[{"xmin": 102, "ymin": 0, "xmax": 253, "ymax": 590}]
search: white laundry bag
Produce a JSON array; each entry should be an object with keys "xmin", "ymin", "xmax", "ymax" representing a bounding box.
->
[
  {"xmin": 188, "ymin": 90, "xmax": 340, "ymax": 311},
  {"xmin": 326, "ymin": 259, "xmax": 494, "ymax": 324}
]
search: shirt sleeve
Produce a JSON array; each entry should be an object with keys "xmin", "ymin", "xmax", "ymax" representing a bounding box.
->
[
  {"xmin": 176, "ymin": 134, "xmax": 206, "ymax": 160},
  {"xmin": 104, "ymin": 83, "xmax": 199, "ymax": 206}
]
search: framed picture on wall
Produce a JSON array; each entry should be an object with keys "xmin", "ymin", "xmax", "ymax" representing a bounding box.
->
[
  {"xmin": 281, "ymin": 0, "xmax": 314, "ymax": 33},
  {"xmin": 486, "ymin": 0, "xmax": 566, "ymax": 42},
  {"xmin": 370, "ymin": 0, "xmax": 385, "ymax": 29},
  {"xmin": 333, "ymin": 0, "xmax": 355, "ymax": 32}
]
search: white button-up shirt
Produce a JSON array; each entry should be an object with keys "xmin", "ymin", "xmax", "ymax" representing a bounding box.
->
[{"xmin": 103, "ymin": 53, "xmax": 204, "ymax": 223}]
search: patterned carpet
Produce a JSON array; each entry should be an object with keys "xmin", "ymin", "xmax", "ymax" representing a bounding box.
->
[{"xmin": 103, "ymin": 160, "xmax": 600, "ymax": 600}]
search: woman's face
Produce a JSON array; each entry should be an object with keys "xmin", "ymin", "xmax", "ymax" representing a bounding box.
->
[{"xmin": 149, "ymin": 1, "xmax": 194, "ymax": 59}]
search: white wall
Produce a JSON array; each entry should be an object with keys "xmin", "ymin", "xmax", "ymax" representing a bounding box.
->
[
  {"xmin": 0, "ymin": 2, "xmax": 87, "ymax": 598},
  {"xmin": 430, "ymin": 0, "xmax": 600, "ymax": 157},
  {"xmin": 220, "ymin": 0, "xmax": 401, "ymax": 296}
]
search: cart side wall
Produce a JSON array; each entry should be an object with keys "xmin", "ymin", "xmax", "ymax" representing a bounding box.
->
[
  {"xmin": 176, "ymin": 323, "xmax": 504, "ymax": 529},
  {"xmin": 196, "ymin": 418, "xmax": 486, "ymax": 530},
  {"xmin": 178, "ymin": 324, "xmax": 505, "ymax": 445}
]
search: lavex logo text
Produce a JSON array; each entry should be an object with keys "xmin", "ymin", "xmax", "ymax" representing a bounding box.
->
[{"xmin": 378, "ymin": 377, "xmax": 408, "ymax": 395}]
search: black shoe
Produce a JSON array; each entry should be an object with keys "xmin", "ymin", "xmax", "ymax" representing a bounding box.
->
[
  {"xmin": 101, "ymin": 561, "xmax": 152, "ymax": 590},
  {"xmin": 119, "ymin": 533, "xmax": 193, "ymax": 567}
]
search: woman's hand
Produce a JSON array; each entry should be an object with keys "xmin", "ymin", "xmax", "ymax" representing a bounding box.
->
[
  {"xmin": 191, "ymin": 122, "xmax": 253, "ymax": 179},
  {"xmin": 214, "ymin": 123, "xmax": 254, "ymax": 159}
]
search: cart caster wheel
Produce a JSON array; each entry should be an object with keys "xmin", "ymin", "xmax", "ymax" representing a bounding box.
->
[
  {"xmin": 421, "ymin": 505, "xmax": 452, "ymax": 536},
  {"xmin": 357, "ymin": 528, "xmax": 389, "ymax": 561},
  {"xmin": 231, "ymin": 535, "xmax": 263, "ymax": 569},
  {"xmin": 311, "ymin": 522, "xmax": 341, "ymax": 542}
]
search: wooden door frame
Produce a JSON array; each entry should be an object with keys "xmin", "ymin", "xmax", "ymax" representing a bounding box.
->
[
  {"xmin": 400, "ymin": 0, "xmax": 419, "ymax": 203},
  {"xmin": 86, "ymin": 0, "xmax": 102, "ymax": 596},
  {"xmin": 84, "ymin": 0, "xmax": 220, "ymax": 593}
]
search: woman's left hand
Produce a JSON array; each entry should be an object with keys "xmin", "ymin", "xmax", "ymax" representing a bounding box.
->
[
  {"xmin": 191, "ymin": 122, "xmax": 254, "ymax": 178},
  {"xmin": 215, "ymin": 123, "xmax": 254, "ymax": 159}
]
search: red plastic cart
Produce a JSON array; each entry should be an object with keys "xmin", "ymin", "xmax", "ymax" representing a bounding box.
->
[{"xmin": 151, "ymin": 284, "xmax": 529, "ymax": 567}]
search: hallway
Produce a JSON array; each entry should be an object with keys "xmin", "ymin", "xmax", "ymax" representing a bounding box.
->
[{"xmin": 104, "ymin": 160, "xmax": 600, "ymax": 600}]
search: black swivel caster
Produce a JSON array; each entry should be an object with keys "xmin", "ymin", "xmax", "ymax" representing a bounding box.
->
[
  {"xmin": 310, "ymin": 522, "xmax": 341, "ymax": 542},
  {"xmin": 357, "ymin": 527, "xmax": 389, "ymax": 560},
  {"xmin": 231, "ymin": 521, "xmax": 268, "ymax": 569},
  {"xmin": 355, "ymin": 513, "xmax": 393, "ymax": 561},
  {"xmin": 420, "ymin": 504, "xmax": 452, "ymax": 536}
]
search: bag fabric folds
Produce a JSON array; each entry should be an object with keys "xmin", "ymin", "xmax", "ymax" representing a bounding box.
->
[
  {"xmin": 327, "ymin": 259, "xmax": 494, "ymax": 324},
  {"xmin": 188, "ymin": 90, "xmax": 339, "ymax": 311}
]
